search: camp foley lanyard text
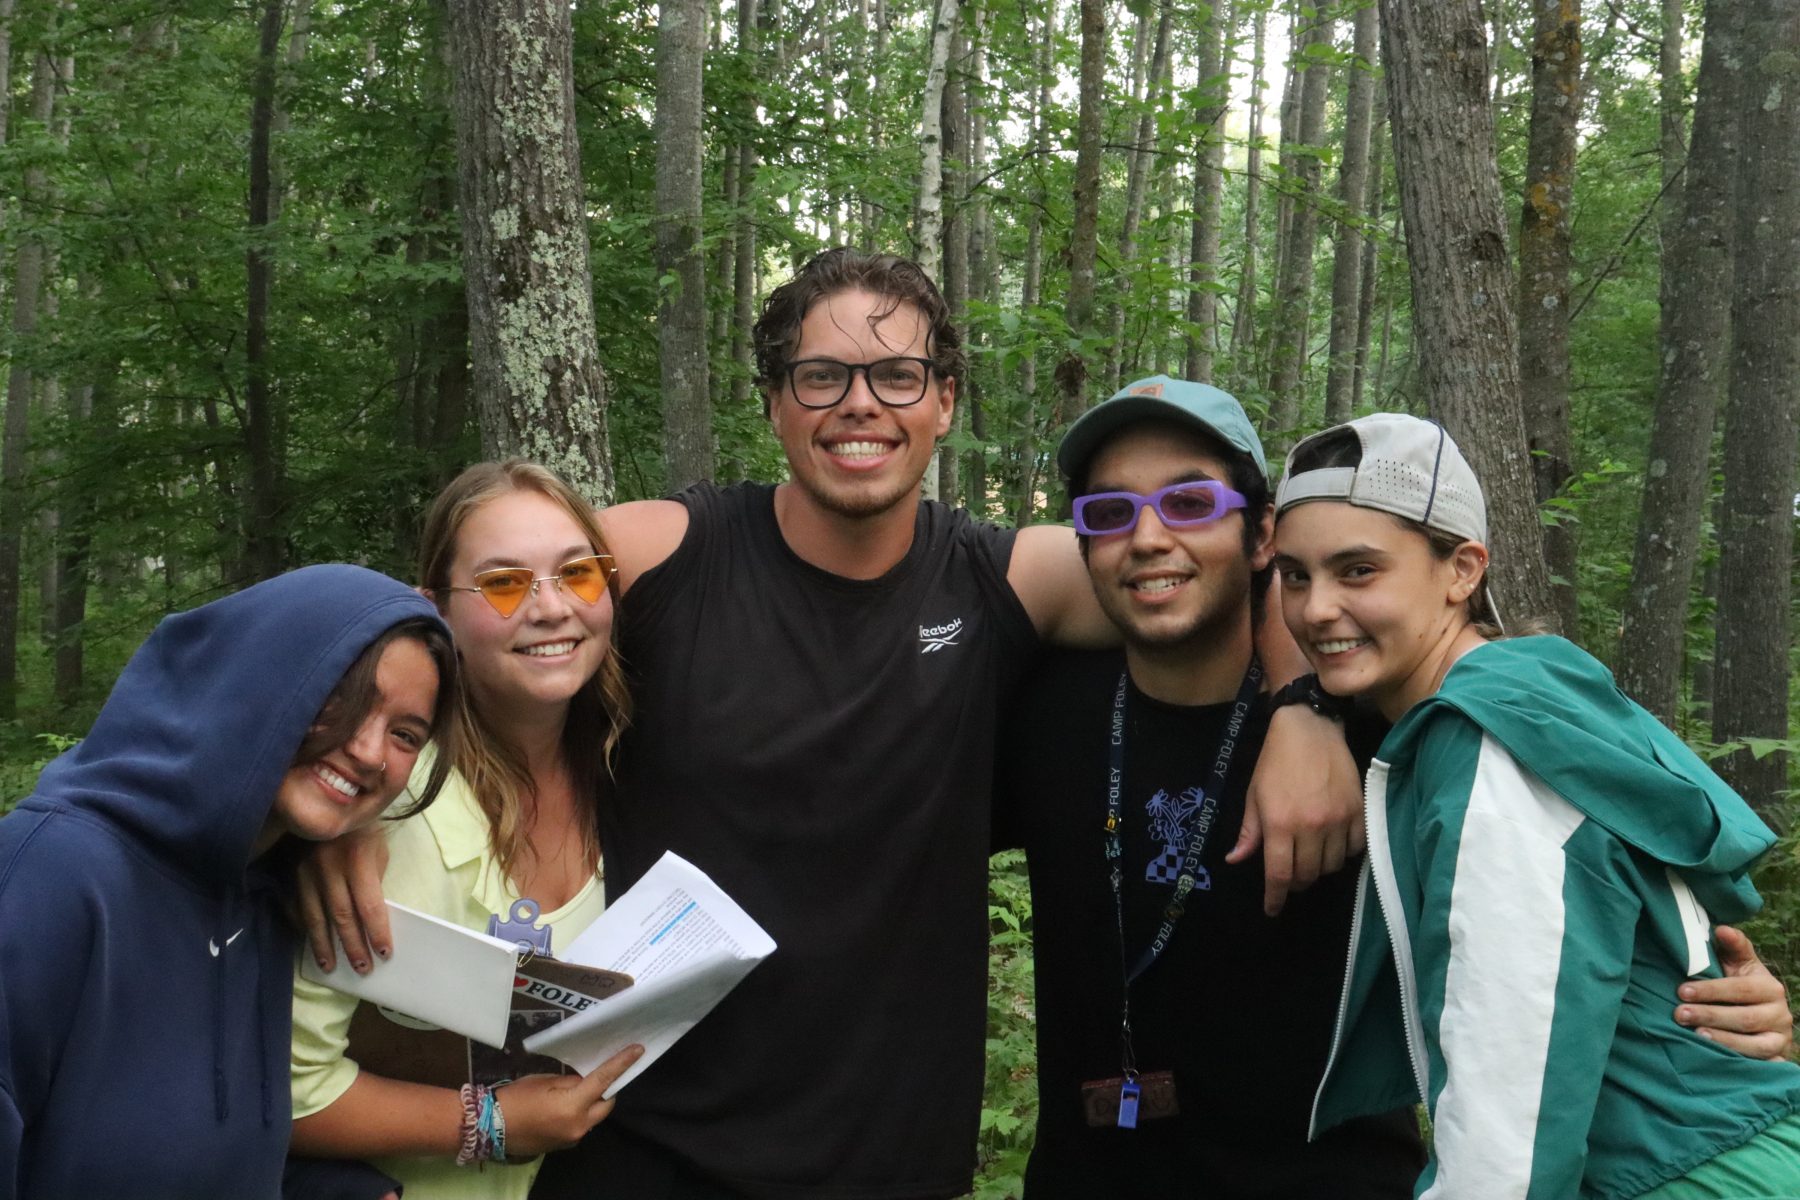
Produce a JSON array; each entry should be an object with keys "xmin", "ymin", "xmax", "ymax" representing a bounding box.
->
[{"xmin": 1105, "ymin": 659, "xmax": 1262, "ymax": 1078}]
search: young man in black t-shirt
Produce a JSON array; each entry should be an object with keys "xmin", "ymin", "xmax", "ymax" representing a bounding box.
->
[{"xmin": 994, "ymin": 376, "xmax": 1423, "ymax": 1197}]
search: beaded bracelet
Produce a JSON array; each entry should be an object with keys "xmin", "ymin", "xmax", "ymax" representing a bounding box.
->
[{"xmin": 455, "ymin": 1083, "xmax": 508, "ymax": 1166}]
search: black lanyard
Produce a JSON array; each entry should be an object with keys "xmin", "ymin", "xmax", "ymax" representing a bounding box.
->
[{"xmin": 1105, "ymin": 658, "xmax": 1261, "ymax": 1073}]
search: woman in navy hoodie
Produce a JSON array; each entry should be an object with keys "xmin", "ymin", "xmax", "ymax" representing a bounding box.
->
[{"xmin": 0, "ymin": 564, "xmax": 458, "ymax": 1200}]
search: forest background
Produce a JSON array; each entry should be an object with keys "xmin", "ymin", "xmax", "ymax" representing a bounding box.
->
[{"xmin": 0, "ymin": 0, "xmax": 1797, "ymax": 1193}]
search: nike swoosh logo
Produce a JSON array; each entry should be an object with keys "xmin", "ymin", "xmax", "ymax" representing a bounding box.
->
[{"xmin": 208, "ymin": 928, "xmax": 247, "ymax": 957}]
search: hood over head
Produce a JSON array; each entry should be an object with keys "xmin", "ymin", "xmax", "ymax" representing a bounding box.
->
[
  {"xmin": 27, "ymin": 564, "xmax": 446, "ymax": 886},
  {"xmin": 1382, "ymin": 636, "xmax": 1775, "ymax": 921}
]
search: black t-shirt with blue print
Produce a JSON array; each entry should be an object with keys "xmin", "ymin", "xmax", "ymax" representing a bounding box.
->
[{"xmin": 996, "ymin": 648, "xmax": 1423, "ymax": 1199}]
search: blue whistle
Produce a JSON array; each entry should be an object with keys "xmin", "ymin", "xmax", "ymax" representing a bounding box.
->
[
  {"xmin": 488, "ymin": 898, "xmax": 552, "ymax": 959},
  {"xmin": 1117, "ymin": 1078, "xmax": 1141, "ymax": 1129}
]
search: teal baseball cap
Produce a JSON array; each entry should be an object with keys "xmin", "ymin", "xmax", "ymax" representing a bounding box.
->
[{"xmin": 1056, "ymin": 375, "xmax": 1269, "ymax": 483}]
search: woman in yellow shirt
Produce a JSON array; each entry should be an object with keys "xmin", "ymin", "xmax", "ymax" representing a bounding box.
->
[{"xmin": 289, "ymin": 461, "xmax": 639, "ymax": 1200}]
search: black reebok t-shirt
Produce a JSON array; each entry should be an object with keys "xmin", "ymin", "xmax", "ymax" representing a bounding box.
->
[
  {"xmin": 591, "ymin": 482, "xmax": 1039, "ymax": 1199},
  {"xmin": 996, "ymin": 648, "xmax": 1423, "ymax": 1199}
]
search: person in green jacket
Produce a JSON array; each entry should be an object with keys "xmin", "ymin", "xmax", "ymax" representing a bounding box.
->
[{"xmin": 1270, "ymin": 412, "xmax": 1800, "ymax": 1200}]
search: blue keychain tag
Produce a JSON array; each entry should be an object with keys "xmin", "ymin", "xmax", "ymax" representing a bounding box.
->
[{"xmin": 1117, "ymin": 1078, "xmax": 1141, "ymax": 1129}]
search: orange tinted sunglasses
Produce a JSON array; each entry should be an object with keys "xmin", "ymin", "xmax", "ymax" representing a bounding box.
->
[{"xmin": 445, "ymin": 554, "xmax": 617, "ymax": 618}]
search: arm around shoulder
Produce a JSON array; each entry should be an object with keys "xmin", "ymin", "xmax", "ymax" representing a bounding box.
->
[
  {"xmin": 1006, "ymin": 524, "xmax": 1116, "ymax": 647},
  {"xmin": 596, "ymin": 499, "xmax": 688, "ymax": 596}
]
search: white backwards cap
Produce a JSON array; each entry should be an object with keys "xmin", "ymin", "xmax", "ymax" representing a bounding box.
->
[{"xmin": 1275, "ymin": 413, "xmax": 1488, "ymax": 545}]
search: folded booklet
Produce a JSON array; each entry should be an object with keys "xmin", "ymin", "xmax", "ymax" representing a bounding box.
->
[
  {"xmin": 340, "ymin": 954, "xmax": 635, "ymax": 1089},
  {"xmin": 524, "ymin": 850, "xmax": 777, "ymax": 1097},
  {"xmin": 305, "ymin": 852, "xmax": 774, "ymax": 1097}
]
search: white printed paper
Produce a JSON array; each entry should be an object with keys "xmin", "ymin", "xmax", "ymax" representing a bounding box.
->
[
  {"xmin": 301, "ymin": 901, "xmax": 517, "ymax": 1047},
  {"xmin": 524, "ymin": 851, "xmax": 775, "ymax": 1096}
]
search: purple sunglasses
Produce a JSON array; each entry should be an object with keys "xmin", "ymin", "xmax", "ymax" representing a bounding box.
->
[{"xmin": 1072, "ymin": 480, "xmax": 1248, "ymax": 536}]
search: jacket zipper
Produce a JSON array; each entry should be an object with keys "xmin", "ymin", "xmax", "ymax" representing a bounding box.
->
[
  {"xmin": 1362, "ymin": 760, "xmax": 1430, "ymax": 1105},
  {"xmin": 1308, "ymin": 857, "xmax": 1370, "ymax": 1140}
]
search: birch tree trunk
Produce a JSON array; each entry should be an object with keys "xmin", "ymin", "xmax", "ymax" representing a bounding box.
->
[
  {"xmin": 1379, "ymin": 0, "xmax": 1557, "ymax": 625},
  {"xmin": 1324, "ymin": 1, "xmax": 1378, "ymax": 424},
  {"xmin": 914, "ymin": 0, "xmax": 958, "ymax": 281},
  {"xmin": 1713, "ymin": 0, "xmax": 1800, "ymax": 813},
  {"xmin": 914, "ymin": 0, "xmax": 958, "ymax": 501},
  {"xmin": 1517, "ymin": 0, "xmax": 1580, "ymax": 636},
  {"xmin": 446, "ymin": 0, "xmax": 614, "ymax": 502},
  {"xmin": 656, "ymin": 0, "xmax": 712, "ymax": 488},
  {"xmin": 1617, "ymin": 0, "xmax": 1741, "ymax": 719},
  {"xmin": 938, "ymin": 22, "xmax": 967, "ymax": 507}
]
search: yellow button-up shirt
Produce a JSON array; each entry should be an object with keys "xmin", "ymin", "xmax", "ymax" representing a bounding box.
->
[{"xmin": 290, "ymin": 755, "xmax": 606, "ymax": 1200}]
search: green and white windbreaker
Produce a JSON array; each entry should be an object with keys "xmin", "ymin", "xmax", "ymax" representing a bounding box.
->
[{"xmin": 1310, "ymin": 636, "xmax": 1800, "ymax": 1200}]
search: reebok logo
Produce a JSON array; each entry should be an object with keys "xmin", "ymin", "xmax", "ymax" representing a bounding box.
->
[{"xmin": 919, "ymin": 617, "xmax": 964, "ymax": 653}]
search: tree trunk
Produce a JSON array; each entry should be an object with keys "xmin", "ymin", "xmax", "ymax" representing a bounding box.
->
[
  {"xmin": 1690, "ymin": 489, "xmax": 1722, "ymax": 731},
  {"xmin": 53, "ymin": 357, "xmax": 109, "ymax": 711},
  {"xmin": 0, "ymin": 0, "xmax": 16, "ymax": 255},
  {"xmin": 0, "ymin": 48, "xmax": 55, "ymax": 717},
  {"xmin": 243, "ymin": 0, "xmax": 287, "ymax": 583},
  {"xmin": 1273, "ymin": 0, "xmax": 1302, "ymax": 281},
  {"xmin": 1372, "ymin": 206, "xmax": 1401, "ymax": 403},
  {"xmin": 914, "ymin": 0, "xmax": 959, "ymax": 502},
  {"xmin": 1712, "ymin": 0, "xmax": 1800, "ymax": 814},
  {"xmin": 1105, "ymin": 0, "xmax": 1173, "ymax": 394},
  {"xmin": 1264, "ymin": 9, "xmax": 1337, "ymax": 443},
  {"xmin": 1185, "ymin": 1, "xmax": 1228, "ymax": 385},
  {"xmin": 964, "ymin": 7, "xmax": 991, "ymax": 513},
  {"xmin": 1516, "ymin": 0, "xmax": 1581, "ymax": 636},
  {"xmin": 1379, "ymin": 0, "xmax": 1557, "ymax": 626},
  {"xmin": 0, "ymin": 0, "xmax": 14, "ymax": 154},
  {"xmin": 267, "ymin": 0, "xmax": 312, "ymax": 226},
  {"xmin": 861, "ymin": 0, "xmax": 890, "ymax": 248},
  {"xmin": 1057, "ymin": 0, "xmax": 1105, "ymax": 424},
  {"xmin": 1491, "ymin": 0, "xmax": 1509, "ymax": 103},
  {"xmin": 1657, "ymin": 0, "xmax": 1686, "ymax": 237},
  {"xmin": 726, "ymin": 0, "xmax": 762, "ymax": 426},
  {"xmin": 1617, "ymin": 0, "xmax": 1741, "ymax": 720},
  {"xmin": 36, "ymin": 31, "xmax": 73, "ymax": 647},
  {"xmin": 914, "ymin": 0, "xmax": 958, "ymax": 281},
  {"xmin": 1324, "ymin": 0, "xmax": 1379, "ymax": 424},
  {"xmin": 1014, "ymin": 0, "xmax": 1054, "ymax": 527},
  {"xmin": 1352, "ymin": 122, "xmax": 1386, "ymax": 411},
  {"xmin": 938, "ymin": 21, "xmax": 968, "ymax": 506},
  {"xmin": 656, "ymin": 0, "xmax": 712, "ymax": 488},
  {"xmin": 1230, "ymin": 3, "xmax": 1266, "ymax": 364},
  {"xmin": 712, "ymin": 140, "xmax": 738, "ymax": 405},
  {"xmin": 446, "ymin": 0, "xmax": 614, "ymax": 503}
]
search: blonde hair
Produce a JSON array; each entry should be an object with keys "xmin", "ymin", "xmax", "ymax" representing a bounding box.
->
[{"xmin": 417, "ymin": 460, "xmax": 632, "ymax": 884}]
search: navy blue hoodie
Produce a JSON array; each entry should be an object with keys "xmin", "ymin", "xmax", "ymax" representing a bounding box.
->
[{"xmin": 0, "ymin": 565, "xmax": 444, "ymax": 1200}]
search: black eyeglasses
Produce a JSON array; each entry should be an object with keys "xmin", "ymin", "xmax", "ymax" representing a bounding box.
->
[{"xmin": 784, "ymin": 357, "xmax": 937, "ymax": 409}]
